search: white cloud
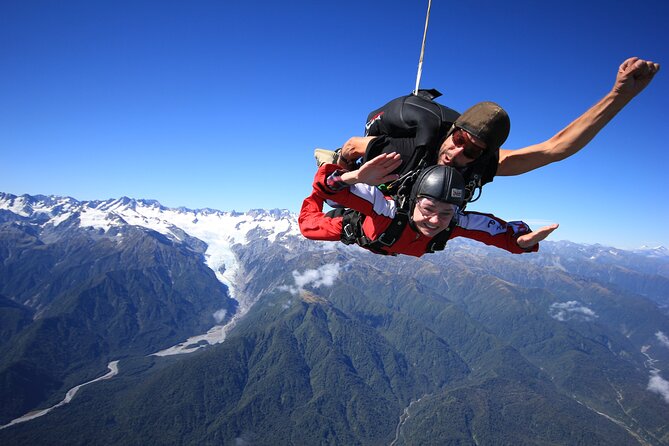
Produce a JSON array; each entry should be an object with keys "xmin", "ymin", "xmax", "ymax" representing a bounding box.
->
[
  {"xmin": 656, "ymin": 331, "xmax": 669, "ymax": 349},
  {"xmin": 293, "ymin": 263, "xmax": 340, "ymax": 288},
  {"xmin": 549, "ymin": 301, "xmax": 598, "ymax": 322},
  {"xmin": 648, "ymin": 370, "xmax": 669, "ymax": 404},
  {"xmin": 281, "ymin": 263, "xmax": 341, "ymax": 296},
  {"xmin": 213, "ymin": 309, "xmax": 227, "ymax": 323}
]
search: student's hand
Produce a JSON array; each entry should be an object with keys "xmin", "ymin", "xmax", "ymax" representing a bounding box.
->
[
  {"xmin": 613, "ymin": 57, "xmax": 660, "ymax": 98},
  {"xmin": 341, "ymin": 152, "xmax": 402, "ymax": 186},
  {"xmin": 517, "ymin": 224, "xmax": 559, "ymax": 249}
]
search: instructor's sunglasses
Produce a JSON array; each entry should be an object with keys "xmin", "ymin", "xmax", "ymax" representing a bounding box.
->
[{"xmin": 452, "ymin": 129, "xmax": 486, "ymax": 160}]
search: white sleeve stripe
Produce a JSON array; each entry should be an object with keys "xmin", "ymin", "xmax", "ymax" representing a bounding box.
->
[
  {"xmin": 457, "ymin": 212, "xmax": 507, "ymax": 235},
  {"xmin": 350, "ymin": 184, "xmax": 397, "ymax": 218}
]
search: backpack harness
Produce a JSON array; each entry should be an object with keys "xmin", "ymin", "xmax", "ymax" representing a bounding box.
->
[
  {"xmin": 333, "ymin": 86, "xmax": 497, "ymax": 255},
  {"xmin": 364, "ymin": 90, "xmax": 492, "ymax": 207}
]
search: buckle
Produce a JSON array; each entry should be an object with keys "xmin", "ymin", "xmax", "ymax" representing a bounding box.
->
[
  {"xmin": 343, "ymin": 224, "xmax": 355, "ymax": 239},
  {"xmin": 376, "ymin": 232, "xmax": 397, "ymax": 246}
]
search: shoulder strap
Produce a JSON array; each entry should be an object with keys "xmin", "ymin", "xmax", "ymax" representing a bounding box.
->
[
  {"xmin": 340, "ymin": 208, "xmax": 410, "ymax": 257},
  {"xmin": 459, "ymin": 150, "xmax": 499, "ymax": 207},
  {"xmin": 362, "ymin": 207, "xmax": 411, "ymax": 255}
]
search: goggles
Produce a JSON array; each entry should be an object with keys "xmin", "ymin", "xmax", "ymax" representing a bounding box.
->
[
  {"xmin": 452, "ymin": 128, "xmax": 486, "ymax": 160},
  {"xmin": 416, "ymin": 197, "xmax": 456, "ymax": 220}
]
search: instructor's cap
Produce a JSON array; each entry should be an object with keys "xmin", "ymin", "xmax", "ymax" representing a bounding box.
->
[{"xmin": 453, "ymin": 102, "xmax": 510, "ymax": 152}]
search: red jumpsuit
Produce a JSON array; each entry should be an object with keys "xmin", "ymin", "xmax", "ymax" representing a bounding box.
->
[{"xmin": 299, "ymin": 164, "xmax": 537, "ymax": 257}]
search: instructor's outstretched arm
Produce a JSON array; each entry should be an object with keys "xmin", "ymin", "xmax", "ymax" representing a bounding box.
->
[{"xmin": 497, "ymin": 57, "xmax": 660, "ymax": 176}]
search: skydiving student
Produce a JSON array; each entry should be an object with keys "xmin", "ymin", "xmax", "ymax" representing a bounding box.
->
[
  {"xmin": 316, "ymin": 57, "xmax": 660, "ymax": 204},
  {"xmin": 299, "ymin": 153, "xmax": 558, "ymax": 257}
]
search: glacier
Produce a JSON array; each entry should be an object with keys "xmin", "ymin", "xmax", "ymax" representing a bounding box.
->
[{"xmin": 0, "ymin": 192, "xmax": 302, "ymax": 354}]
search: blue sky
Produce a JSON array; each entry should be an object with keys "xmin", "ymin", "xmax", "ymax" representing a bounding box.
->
[{"xmin": 1, "ymin": 0, "xmax": 667, "ymax": 249}]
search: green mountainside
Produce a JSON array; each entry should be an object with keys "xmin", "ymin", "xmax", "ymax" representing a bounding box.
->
[
  {"xmin": 0, "ymin": 218, "xmax": 236, "ymax": 423},
  {"xmin": 0, "ymin": 198, "xmax": 668, "ymax": 445}
]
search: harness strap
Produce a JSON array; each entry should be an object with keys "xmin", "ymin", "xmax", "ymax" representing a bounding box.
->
[
  {"xmin": 463, "ymin": 175, "xmax": 482, "ymax": 207},
  {"xmin": 362, "ymin": 207, "xmax": 410, "ymax": 255},
  {"xmin": 340, "ymin": 209, "xmax": 398, "ymax": 256},
  {"xmin": 344, "ymin": 164, "xmax": 422, "ymax": 255},
  {"xmin": 382, "ymin": 156, "xmax": 427, "ymax": 197}
]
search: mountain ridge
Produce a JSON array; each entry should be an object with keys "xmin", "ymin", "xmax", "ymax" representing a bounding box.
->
[{"xmin": 3, "ymin": 191, "xmax": 667, "ymax": 254}]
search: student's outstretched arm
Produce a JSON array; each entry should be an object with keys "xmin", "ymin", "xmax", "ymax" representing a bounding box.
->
[{"xmin": 516, "ymin": 224, "xmax": 559, "ymax": 249}]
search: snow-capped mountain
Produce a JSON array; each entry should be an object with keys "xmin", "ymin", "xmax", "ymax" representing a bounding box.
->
[
  {"xmin": 0, "ymin": 192, "xmax": 301, "ymax": 297},
  {"xmin": 0, "ymin": 192, "xmax": 310, "ymax": 357}
]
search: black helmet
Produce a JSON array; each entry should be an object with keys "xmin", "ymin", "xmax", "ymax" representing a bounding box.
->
[{"xmin": 410, "ymin": 165, "xmax": 466, "ymax": 208}]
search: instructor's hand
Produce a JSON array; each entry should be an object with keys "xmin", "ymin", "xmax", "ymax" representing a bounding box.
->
[{"xmin": 613, "ymin": 57, "xmax": 660, "ymax": 98}]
